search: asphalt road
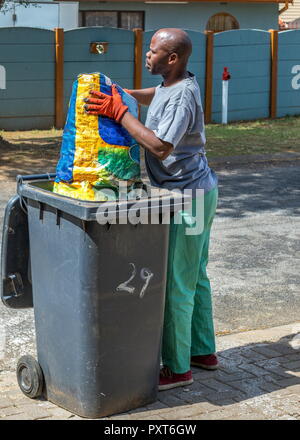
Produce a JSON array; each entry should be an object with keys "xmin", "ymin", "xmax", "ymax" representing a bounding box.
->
[
  {"xmin": 0, "ymin": 160, "xmax": 299, "ymax": 371},
  {"xmin": 211, "ymin": 161, "xmax": 300, "ymax": 334}
]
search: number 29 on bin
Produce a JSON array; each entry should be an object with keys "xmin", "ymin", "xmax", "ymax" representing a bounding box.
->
[{"xmin": 116, "ymin": 263, "xmax": 153, "ymax": 298}]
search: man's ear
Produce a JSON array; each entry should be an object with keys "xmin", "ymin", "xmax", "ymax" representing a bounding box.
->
[{"xmin": 169, "ymin": 53, "xmax": 178, "ymax": 64}]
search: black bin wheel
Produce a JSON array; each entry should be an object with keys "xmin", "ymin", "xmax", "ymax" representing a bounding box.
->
[{"xmin": 16, "ymin": 355, "xmax": 44, "ymax": 399}]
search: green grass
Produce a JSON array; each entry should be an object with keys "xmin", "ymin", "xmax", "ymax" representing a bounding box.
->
[
  {"xmin": 205, "ymin": 115, "xmax": 300, "ymax": 158},
  {"xmin": 1, "ymin": 116, "xmax": 300, "ymax": 159}
]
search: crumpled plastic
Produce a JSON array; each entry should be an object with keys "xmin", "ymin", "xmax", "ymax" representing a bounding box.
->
[{"xmin": 53, "ymin": 73, "xmax": 141, "ymax": 201}]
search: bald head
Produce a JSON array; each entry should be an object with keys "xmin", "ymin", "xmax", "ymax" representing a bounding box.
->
[
  {"xmin": 146, "ymin": 28, "xmax": 192, "ymax": 78},
  {"xmin": 153, "ymin": 28, "xmax": 192, "ymax": 63}
]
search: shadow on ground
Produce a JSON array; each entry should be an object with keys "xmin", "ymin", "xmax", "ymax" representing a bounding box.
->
[
  {"xmin": 215, "ymin": 165, "xmax": 300, "ymax": 219},
  {"xmin": 125, "ymin": 332, "xmax": 300, "ymax": 419},
  {"xmin": 18, "ymin": 332, "xmax": 299, "ymax": 420},
  {"xmin": 0, "ymin": 137, "xmax": 60, "ymax": 180}
]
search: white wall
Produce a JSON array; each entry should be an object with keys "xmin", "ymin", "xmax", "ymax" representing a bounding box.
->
[
  {"xmin": 0, "ymin": 1, "xmax": 78, "ymax": 30},
  {"xmin": 59, "ymin": 2, "xmax": 78, "ymax": 28},
  {"xmin": 280, "ymin": 0, "xmax": 300, "ymax": 23}
]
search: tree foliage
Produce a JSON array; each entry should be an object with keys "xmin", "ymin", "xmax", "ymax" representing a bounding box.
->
[{"xmin": 0, "ymin": 1, "xmax": 34, "ymax": 14}]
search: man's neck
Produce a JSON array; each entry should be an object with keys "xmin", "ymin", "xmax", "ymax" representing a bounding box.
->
[{"xmin": 162, "ymin": 70, "xmax": 189, "ymax": 87}]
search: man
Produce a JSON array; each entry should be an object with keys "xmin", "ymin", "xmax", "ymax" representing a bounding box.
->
[{"xmin": 84, "ymin": 28, "xmax": 219, "ymax": 391}]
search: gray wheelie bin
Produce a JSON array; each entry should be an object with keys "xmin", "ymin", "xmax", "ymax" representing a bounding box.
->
[{"xmin": 1, "ymin": 173, "xmax": 187, "ymax": 419}]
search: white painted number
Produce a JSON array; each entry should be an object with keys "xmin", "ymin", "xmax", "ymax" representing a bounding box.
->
[
  {"xmin": 0, "ymin": 66, "xmax": 6, "ymax": 90},
  {"xmin": 116, "ymin": 263, "xmax": 154, "ymax": 299},
  {"xmin": 116, "ymin": 262, "xmax": 136, "ymax": 294},
  {"xmin": 291, "ymin": 65, "xmax": 300, "ymax": 90},
  {"xmin": 139, "ymin": 268, "xmax": 154, "ymax": 299}
]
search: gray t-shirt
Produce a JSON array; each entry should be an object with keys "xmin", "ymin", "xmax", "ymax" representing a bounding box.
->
[{"xmin": 144, "ymin": 73, "xmax": 218, "ymax": 194}]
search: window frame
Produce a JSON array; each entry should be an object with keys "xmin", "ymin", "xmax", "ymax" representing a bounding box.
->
[
  {"xmin": 80, "ymin": 10, "xmax": 145, "ymax": 30},
  {"xmin": 206, "ymin": 12, "xmax": 240, "ymax": 33}
]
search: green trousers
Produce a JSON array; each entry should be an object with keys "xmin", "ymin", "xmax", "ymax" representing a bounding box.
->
[{"xmin": 161, "ymin": 186, "xmax": 218, "ymax": 373}]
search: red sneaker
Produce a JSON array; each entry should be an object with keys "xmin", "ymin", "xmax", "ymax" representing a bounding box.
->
[
  {"xmin": 191, "ymin": 354, "xmax": 219, "ymax": 370},
  {"xmin": 158, "ymin": 366, "xmax": 193, "ymax": 391}
]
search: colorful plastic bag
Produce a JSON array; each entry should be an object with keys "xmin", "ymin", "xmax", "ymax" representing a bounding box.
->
[{"xmin": 53, "ymin": 73, "xmax": 141, "ymax": 201}]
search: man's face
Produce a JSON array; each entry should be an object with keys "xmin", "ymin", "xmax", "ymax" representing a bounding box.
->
[{"xmin": 145, "ymin": 34, "xmax": 172, "ymax": 75}]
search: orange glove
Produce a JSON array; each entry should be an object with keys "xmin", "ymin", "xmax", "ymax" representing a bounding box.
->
[{"xmin": 84, "ymin": 84, "xmax": 128, "ymax": 123}]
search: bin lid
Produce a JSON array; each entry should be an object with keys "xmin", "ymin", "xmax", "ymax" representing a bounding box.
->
[
  {"xmin": 18, "ymin": 179, "xmax": 191, "ymax": 222},
  {"xmin": 1, "ymin": 195, "xmax": 33, "ymax": 308}
]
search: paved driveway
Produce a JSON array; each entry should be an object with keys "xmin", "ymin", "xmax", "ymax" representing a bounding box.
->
[{"xmin": 0, "ymin": 160, "xmax": 299, "ymax": 370}]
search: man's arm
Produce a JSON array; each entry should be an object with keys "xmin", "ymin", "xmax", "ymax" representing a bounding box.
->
[
  {"xmin": 121, "ymin": 112, "xmax": 173, "ymax": 161},
  {"xmin": 84, "ymin": 84, "xmax": 173, "ymax": 160},
  {"xmin": 125, "ymin": 87, "xmax": 156, "ymax": 106}
]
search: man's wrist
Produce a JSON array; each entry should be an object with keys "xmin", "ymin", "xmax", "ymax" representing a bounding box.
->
[{"xmin": 115, "ymin": 105, "xmax": 129, "ymax": 123}]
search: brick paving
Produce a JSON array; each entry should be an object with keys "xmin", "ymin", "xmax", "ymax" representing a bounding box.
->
[{"xmin": 0, "ymin": 322, "xmax": 299, "ymax": 420}]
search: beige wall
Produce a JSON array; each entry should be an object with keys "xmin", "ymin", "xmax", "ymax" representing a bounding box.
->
[{"xmin": 280, "ymin": 0, "xmax": 300, "ymax": 23}]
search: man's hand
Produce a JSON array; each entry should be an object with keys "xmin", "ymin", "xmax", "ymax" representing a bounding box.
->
[{"xmin": 84, "ymin": 84, "xmax": 128, "ymax": 123}]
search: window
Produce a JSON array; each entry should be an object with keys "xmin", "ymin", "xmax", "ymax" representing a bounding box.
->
[
  {"xmin": 83, "ymin": 11, "xmax": 118, "ymax": 28},
  {"xmin": 79, "ymin": 11, "xmax": 144, "ymax": 30},
  {"xmin": 206, "ymin": 13, "xmax": 239, "ymax": 33},
  {"xmin": 120, "ymin": 12, "xmax": 144, "ymax": 30}
]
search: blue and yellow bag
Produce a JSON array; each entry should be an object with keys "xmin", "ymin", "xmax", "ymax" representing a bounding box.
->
[{"xmin": 53, "ymin": 73, "xmax": 141, "ymax": 201}]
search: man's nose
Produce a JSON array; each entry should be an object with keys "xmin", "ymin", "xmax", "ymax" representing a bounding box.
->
[{"xmin": 146, "ymin": 50, "xmax": 151, "ymax": 59}]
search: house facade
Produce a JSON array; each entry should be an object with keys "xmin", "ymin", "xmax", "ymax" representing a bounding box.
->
[
  {"xmin": 76, "ymin": 0, "xmax": 292, "ymax": 32},
  {"xmin": 280, "ymin": 0, "xmax": 300, "ymax": 29}
]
